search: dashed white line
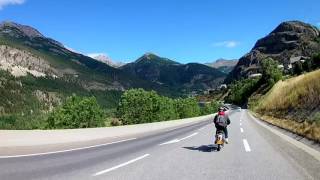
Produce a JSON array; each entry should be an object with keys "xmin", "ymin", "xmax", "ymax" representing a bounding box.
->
[
  {"xmin": 179, "ymin": 132, "xmax": 198, "ymax": 141},
  {"xmin": 243, "ymin": 139, "xmax": 251, "ymax": 152},
  {"xmin": 159, "ymin": 139, "xmax": 180, "ymax": 146},
  {"xmin": 240, "ymin": 128, "xmax": 244, "ymax": 133},
  {"xmin": 0, "ymin": 138, "xmax": 137, "ymax": 159},
  {"xmin": 93, "ymin": 154, "xmax": 150, "ymax": 176},
  {"xmin": 240, "ymin": 123, "xmax": 242, "ymax": 126},
  {"xmin": 159, "ymin": 132, "xmax": 198, "ymax": 146}
]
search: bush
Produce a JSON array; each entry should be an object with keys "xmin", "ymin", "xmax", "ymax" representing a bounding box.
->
[
  {"xmin": 117, "ymin": 89, "xmax": 201, "ymax": 125},
  {"xmin": 47, "ymin": 95, "xmax": 105, "ymax": 129},
  {"xmin": 261, "ymin": 58, "xmax": 282, "ymax": 87},
  {"xmin": 225, "ymin": 78, "xmax": 260, "ymax": 106},
  {"xmin": 175, "ymin": 97, "xmax": 201, "ymax": 119},
  {"xmin": 201, "ymin": 100, "xmax": 220, "ymax": 115},
  {"xmin": 110, "ymin": 118, "xmax": 122, "ymax": 126}
]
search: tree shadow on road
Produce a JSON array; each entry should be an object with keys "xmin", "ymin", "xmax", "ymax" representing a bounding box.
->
[{"xmin": 183, "ymin": 145, "xmax": 217, "ymax": 152}]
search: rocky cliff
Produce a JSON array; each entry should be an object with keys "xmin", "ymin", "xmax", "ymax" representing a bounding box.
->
[{"xmin": 227, "ymin": 21, "xmax": 320, "ymax": 82}]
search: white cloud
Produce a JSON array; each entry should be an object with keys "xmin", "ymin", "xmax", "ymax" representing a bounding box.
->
[
  {"xmin": 0, "ymin": 0, "xmax": 25, "ymax": 10},
  {"xmin": 212, "ymin": 41, "xmax": 239, "ymax": 48}
]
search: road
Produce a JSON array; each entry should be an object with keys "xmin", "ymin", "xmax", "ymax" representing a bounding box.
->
[{"xmin": 1, "ymin": 110, "xmax": 320, "ymax": 180}]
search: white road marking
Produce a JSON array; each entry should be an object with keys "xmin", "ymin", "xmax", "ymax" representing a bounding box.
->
[
  {"xmin": 159, "ymin": 139, "xmax": 180, "ymax": 145},
  {"xmin": 198, "ymin": 126, "xmax": 205, "ymax": 131},
  {"xmin": 159, "ymin": 132, "xmax": 198, "ymax": 146},
  {"xmin": 179, "ymin": 132, "xmax": 198, "ymax": 141},
  {"xmin": 93, "ymin": 154, "xmax": 150, "ymax": 176},
  {"xmin": 240, "ymin": 123, "xmax": 242, "ymax": 126},
  {"xmin": 0, "ymin": 138, "xmax": 137, "ymax": 159},
  {"xmin": 240, "ymin": 128, "xmax": 244, "ymax": 133},
  {"xmin": 243, "ymin": 139, "xmax": 251, "ymax": 152}
]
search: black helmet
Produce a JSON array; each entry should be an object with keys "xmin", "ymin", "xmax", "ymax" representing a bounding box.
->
[{"xmin": 218, "ymin": 107, "xmax": 224, "ymax": 111}]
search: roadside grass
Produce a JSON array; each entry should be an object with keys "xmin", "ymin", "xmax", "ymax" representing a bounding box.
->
[
  {"xmin": 255, "ymin": 114, "xmax": 320, "ymax": 142},
  {"xmin": 256, "ymin": 69, "xmax": 320, "ymax": 118},
  {"xmin": 253, "ymin": 69, "xmax": 320, "ymax": 141}
]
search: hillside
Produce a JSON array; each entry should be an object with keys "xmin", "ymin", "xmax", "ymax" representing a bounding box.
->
[
  {"xmin": 253, "ymin": 69, "xmax": 320, "ymax": 141},
  {"xmin": 0, "ymin": 21, "xmax": 187, "ymax": 128},
  {"xmin": 205, "ymin": 58, "xmax": 238, "ymax": 73},
  {"xmin": 121, "ymin": 53, "xmax": 227, "ymax": 92},
  {"xmin": 227, "ymin": 21, "xmax": 320, "ymax": 82}
]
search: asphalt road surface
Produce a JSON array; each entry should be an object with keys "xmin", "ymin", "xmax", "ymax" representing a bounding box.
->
[{"xmin": 1, "ymin": 110, "xmax": 320, "ymax": 180}]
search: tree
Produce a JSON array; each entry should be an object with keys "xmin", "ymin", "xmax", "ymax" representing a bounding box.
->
[
  {"xmin": 117, "ymin": 89, "xmax": 201, "ymax": 125},
  {"xmin": 47, "ymin": 95, "xmax": 105, "ymax": 129},
  {"xmin": 225, "ymin": 78, "xmax": 260, "ymax": 106},
  {"xmin": 261, "ymin": 58, "xmax": 282, "ymax": 87},
  {"xmin": 201, "ymin": 100, "xmax": 220, "ymax": 115},
  {"xmin": 175, "ymin": 97, "xmax": 201, "ymax": 119}
]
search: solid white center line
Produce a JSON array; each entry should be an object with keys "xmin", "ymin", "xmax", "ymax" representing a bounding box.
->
[
  {"xmin": 240, "ymin": 128, "xmax": 244, "ymax": 133},
  {"xmin": 179, "ymin": 132, "xmax": 198, "ymax": 141},
  {"xmin": 243, "ymin": 139, "xmax": 251, "ymax": 152},
  {"xmin": 93, "ymin": 154, "xmax": 150, "ymax": 176},
  {"xmin": 0, "ymin": 138, "xmax": 137, "ymax": 159}
]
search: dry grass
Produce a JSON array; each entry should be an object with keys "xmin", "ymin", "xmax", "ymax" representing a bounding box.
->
[
  {"xmin": 257, "ymin": 69, "xmax": 320, "ymax": 119},
  {"xmin": 256, "ymin": 114, "xmax": 320, "ymax": 142},
  {"xmin": 254, "ymin": 69, "xmax": 320, "ymax": 141}
]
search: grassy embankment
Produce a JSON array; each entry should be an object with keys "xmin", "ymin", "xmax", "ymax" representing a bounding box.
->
[{"xmin": 253, "ymin": 69, "xmax": 320, "ymax": 141}]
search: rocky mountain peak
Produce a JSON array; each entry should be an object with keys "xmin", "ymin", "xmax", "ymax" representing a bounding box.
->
[
  {"xmin": 0, "ymin": 21, "xmax": 44, "ymax": 38},
  {"xmin": 226, "ymin": 20, "xmax": 320, "ymax": 82},
  {"xmin": 271, "ymin": 21, "xmax": 319, "ymax": 37},
  {"xmin": 89, "ymin": 54, "xmax": 125, "ymax": 68},
  {"xmin": 142, "ymin": 52, "xmax": 158, "ymax": 60}
]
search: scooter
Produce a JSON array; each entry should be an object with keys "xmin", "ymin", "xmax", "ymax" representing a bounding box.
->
[{"xmin": 215, "ymin": 130, "xmax": 225, "ymax": 151}]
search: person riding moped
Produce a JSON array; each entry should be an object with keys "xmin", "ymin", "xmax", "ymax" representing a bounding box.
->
[{"xmin": 213, "ymin": 107, "xmax": 231, "ymax": 144}]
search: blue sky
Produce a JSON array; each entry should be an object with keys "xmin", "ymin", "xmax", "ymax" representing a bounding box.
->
[{"xmin": 1, "ymin": 0, "xmax": 320, "ymax": 63}]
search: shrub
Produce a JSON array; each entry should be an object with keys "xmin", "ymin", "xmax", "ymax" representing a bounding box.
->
[
  {"xmin": 117, "ymin": 89, "xmax": 201, "ymax": 125},
  {"xmin": 175, "ymin": 97, "xmax": 201, "ymax": 119},
  {"xmin": 225, "ymin": 78, "xmax": 260, "ymax": 106},
  {"xmin": 261, "ymin": 58, "xmax": 282, "ymax": 87},
  {"xmin": 47, "ymin": 95, "xmax": 105, "ymax": 129},
  {"xmin": 110, "ymin": 118, "xmax": 122, "ymax": 126},
  {"xmin": 201, "ymin": 100, "xmax": 220, "ymax": 115}
]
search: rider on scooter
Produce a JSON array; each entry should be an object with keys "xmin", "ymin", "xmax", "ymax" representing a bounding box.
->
[{"xmin": 213, "ymin": 107, "xmax": 231, "ymax": 143}]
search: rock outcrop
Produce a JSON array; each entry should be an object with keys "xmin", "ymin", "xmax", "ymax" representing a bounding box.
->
[{"xmin": 227, "ymin": 21, "xmax": 320, "ymax": 82}]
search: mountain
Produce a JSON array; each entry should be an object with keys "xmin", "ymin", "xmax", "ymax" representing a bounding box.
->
[
  {"xmin": 226, "ymin": 21, "xmax": 320, "ymax": 82},
  {"xmin": 89, "ymin": 54, "xmax": 125, "ymax": 68},
  {"xmin": 0, "ymin": 21, "xmax": 180, "ymax": 119},
  {"xmin": 205, "ymin": 58, "xmax": 238, "ymax": 73},
  {"xmin": 121, "ymin": 53, "xmax": 227, "ymax": 92}
]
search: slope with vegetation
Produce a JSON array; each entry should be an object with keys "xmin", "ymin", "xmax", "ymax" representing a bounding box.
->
[
  {"xmin": 1, "ymin": 21, "xmax": 221, "ymax": 129},
  {"xmin": 121, "ymin": 53, "xmax": 227, "ymax": 93},
  {"xmin": 253, "ymin": 69, "xmax": 320, "ymax": 141},
  {"xmin": 205, "ymin": 58, "xmax": 238, "ymax": 73},
  {"xmin": 223, "ymin": 21, "xmax": 320, "ymax": 141},
  {"xmin": 227, "ymin": 21, "xmax": 320, "ymax": 82}
]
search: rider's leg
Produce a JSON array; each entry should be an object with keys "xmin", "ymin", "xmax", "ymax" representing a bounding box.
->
[
  {"xmin": 224, "ymin": 127, "xmax": 228, "ymax": 138},
  {"xmin": 224, "ymin": 127, "xmax": 229, "ymax": 143}
]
